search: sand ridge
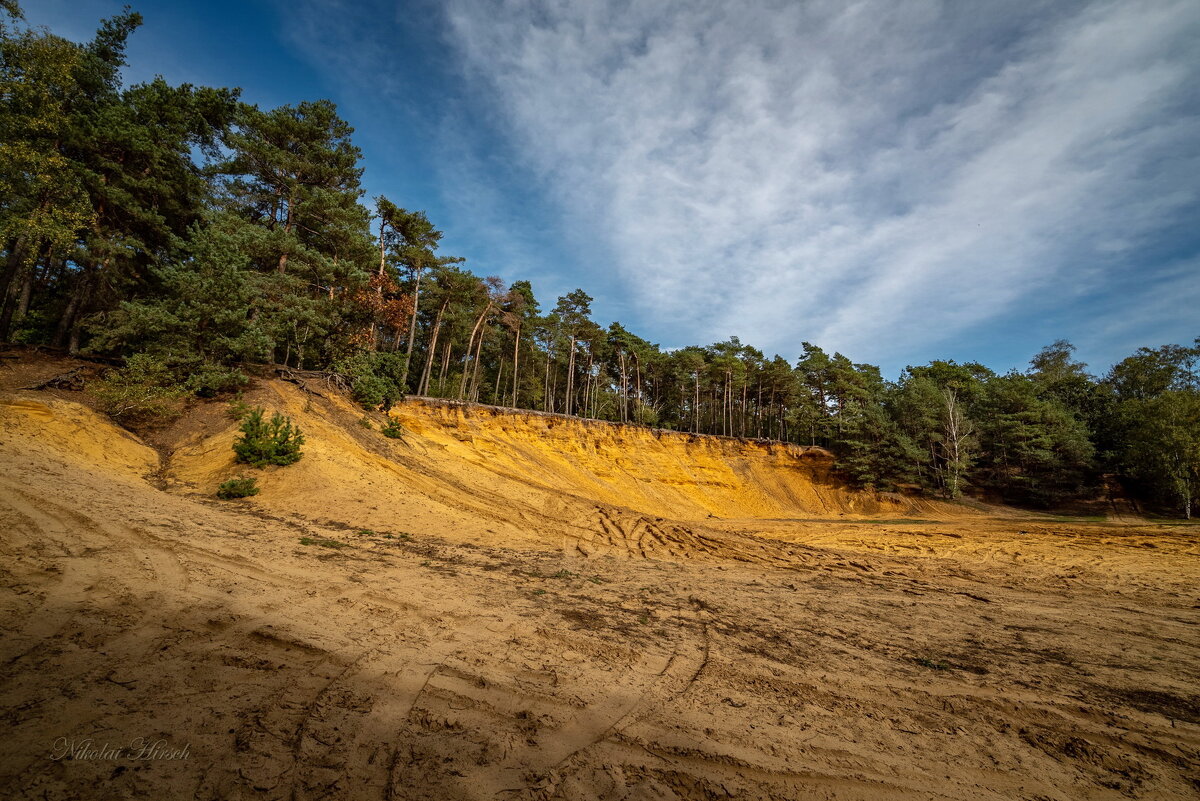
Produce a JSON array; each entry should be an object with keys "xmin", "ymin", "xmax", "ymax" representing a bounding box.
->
[{"xmin": 159, "ymin": 380, "xmax": 962, "ymax": 556}]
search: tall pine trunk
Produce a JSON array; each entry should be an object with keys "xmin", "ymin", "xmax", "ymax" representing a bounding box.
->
[
  {"xmin": 459, "ymin": 304, "xmax": 490, "ymax": 400},
  {"xmin": 469, "ymin": 324, "xmax": 486, "ymax": 401},
  {"xmin": 277, "ymin": 194, "xmax": 293, "ymax": 273},
  {"xmin": 619, "ymin": 349, "xmax": 628, "ymax": 423},
  {"xmin": 0, "ymin": 237, "xmax": 29, "ymax": 340},
  {"xmin": 400, "ymin": 267, "xmax": 422, "ymax": 390},
  {"xmin": 417, "ymin": 299, "xmax": 448, "ymax": 396},
  {"xmin": 438, "ymin": 341, "xmax": 452, "ymax": 394},
  {"xmin": 511, "ymin": 325, "xmax": 521, "ymax": 408},
  {"xmin": 564, "ymin": 335, "xmax": 576, "ymax": 416},
  {"xmin": 54, "ymin": 262, "xmax": 97, "ymax": 350}
]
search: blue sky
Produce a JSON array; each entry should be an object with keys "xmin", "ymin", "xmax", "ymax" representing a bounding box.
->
[{"xmin": 24, "ymin": 0, "xmax": 1200, "ymax": 378}]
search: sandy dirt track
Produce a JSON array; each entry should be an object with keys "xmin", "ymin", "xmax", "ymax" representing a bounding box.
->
[{"xmin": 0, "ymin": 363, "xmax": 1197, "ymax": 800}]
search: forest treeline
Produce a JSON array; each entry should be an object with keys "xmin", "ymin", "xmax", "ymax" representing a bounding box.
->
[{"xmin": 1, "ymin": 6, "xmax": 1197, "ymax": 516}]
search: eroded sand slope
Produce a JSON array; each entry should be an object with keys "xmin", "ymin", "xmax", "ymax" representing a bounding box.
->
[
  {"xmin": 165, "ymin": 380, "xmax": 960, "ymax": 560},
  {"xmin": 1, "ymin": 367, "xmax": 1197, "ymax": 801}
]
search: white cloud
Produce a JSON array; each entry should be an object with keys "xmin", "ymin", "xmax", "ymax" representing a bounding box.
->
[{"xmin": 442, "ymin": 0, "xmax": 1200, "ymax": 363}]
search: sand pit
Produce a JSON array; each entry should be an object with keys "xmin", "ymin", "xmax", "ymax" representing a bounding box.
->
[{"xmin": 0, "ymin": 361, "xmax": 1197, "ymax": 800}]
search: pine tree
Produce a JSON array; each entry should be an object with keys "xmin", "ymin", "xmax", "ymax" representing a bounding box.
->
[
  {"xmin": 553, "ymin": 289, "xmax": 593, "ymax": 416},
  {"xmin": 0, "ymin": 12, "xmax": 92, "ymax": 339},
  {"xmin": 90, "ymin": 213, "xmax": 272, "ymax": 374},
  {"xmin": 219, "ymin": 100, "xmax": 373, "ymax": 367},
  {"xmin": 973, "ymin": 373, "xmax": 1095, "ymax": 506}
]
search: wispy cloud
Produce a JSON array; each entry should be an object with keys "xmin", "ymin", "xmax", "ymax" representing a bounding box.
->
[
  {"xmin": 271, "ymin": 0, "xmax": 593, "ymax": 304},
  {"xmin": 442, "ymin": 0, "xmax": 1200, "ymax": 365}
]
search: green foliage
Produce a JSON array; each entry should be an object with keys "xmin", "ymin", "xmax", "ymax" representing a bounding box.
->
[
  {"xmin": 0, "ymin": 17, "xmax": 93, "ymax": 341},
  {"xmin": 92, "ymin": 353, "xmax": 186, "ymax": 423},
  {"xmin": 1028, "ymin": 340, "xmax": 1096, "ymax": 417},
  {"xmin": 90, "ymin": 216, "xmax": 273, "ymax": 368},
  {"xmin": 0, "ymin": 6, "xmax": 240, "ymax": 348},
  {"xmin": 633, "ymin": 404, "xmax": 659, "ymax": 427},
  {"xmin": 837, "ymin": 398, "xmax": 907, "ymax": 491},
  {"xmin": 1107, "ymin": 343, "xmax": 1198, "ymax": 401},
  {"xmin": 1101, "ymin": 341, "xmax": 1200, "ymax": 517},
  {"xmin": 93, "ymin": 350, "xmax": 244, "ymax": 422},
  {"xmin": 1115, "ymin": 391, "xmax": 1200, "ymax": 518},
  {"xmin": 973, "ymin": 373, "xmax": 1095, "ymax": 507},
  {"xmin": 232, "ymin": 407, "xmax": 305, "ymax": 467},
  {"xmin": 337, "ymin": 351, "xmax": 406, "ymax": 409},
  {"xmin": 380, "ymin": 417, "xmax": 404, "ymax": 439},
  {"xmin": 887, "ymin": 373, "xmax": 977, "ymax": 498},
  {"xmin": 216, "ymin": 476, "xmax": 259, "ymax": 499},
  {"xmin": 218, "ymin": 100, "xmax": 374, "ymax": 368},
  {"xmin": 185, "ymin": 363, "xmax": 248, "ymax": 398},
  {"xmin": 226, "ymin": 395, "xmax": 252, "ymax": 421}
]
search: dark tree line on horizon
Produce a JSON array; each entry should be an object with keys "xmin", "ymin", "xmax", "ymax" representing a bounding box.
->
[{"xmin": 2, "ymin": 6, "xmax": 1197, "ymax": 516}]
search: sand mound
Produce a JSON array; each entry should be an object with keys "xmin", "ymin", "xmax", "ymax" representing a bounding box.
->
[
  {"xmin": 162, "ymin": 383, "xmax": 961, "ymax": 557},
  {"xmin": 386, "ymin": 398, "xmax": 947, "ymax": 521},
  {"xmin": 0, "ymin": 396, "xmax": 158, "ymax": 483}
]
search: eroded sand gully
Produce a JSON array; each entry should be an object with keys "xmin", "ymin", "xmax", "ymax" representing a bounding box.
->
[{"xmin": 0, "ymin": 371, "xmax": 1197, "ymax": 800}]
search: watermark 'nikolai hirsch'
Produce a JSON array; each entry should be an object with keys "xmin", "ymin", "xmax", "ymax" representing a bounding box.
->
[{"xmin": 50, "ymin": 737, "xmax": 190, "ymax": 762}]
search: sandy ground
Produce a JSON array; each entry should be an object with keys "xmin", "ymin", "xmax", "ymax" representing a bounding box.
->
[{"xmin": 0, "ymin": 358, "xmax": 1197, "ymax": 800}]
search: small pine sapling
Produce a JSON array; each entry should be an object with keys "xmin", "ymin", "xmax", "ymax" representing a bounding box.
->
[{"xmin": 233, "ymin": 407, "xmax": 305, "ymax": 467}]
